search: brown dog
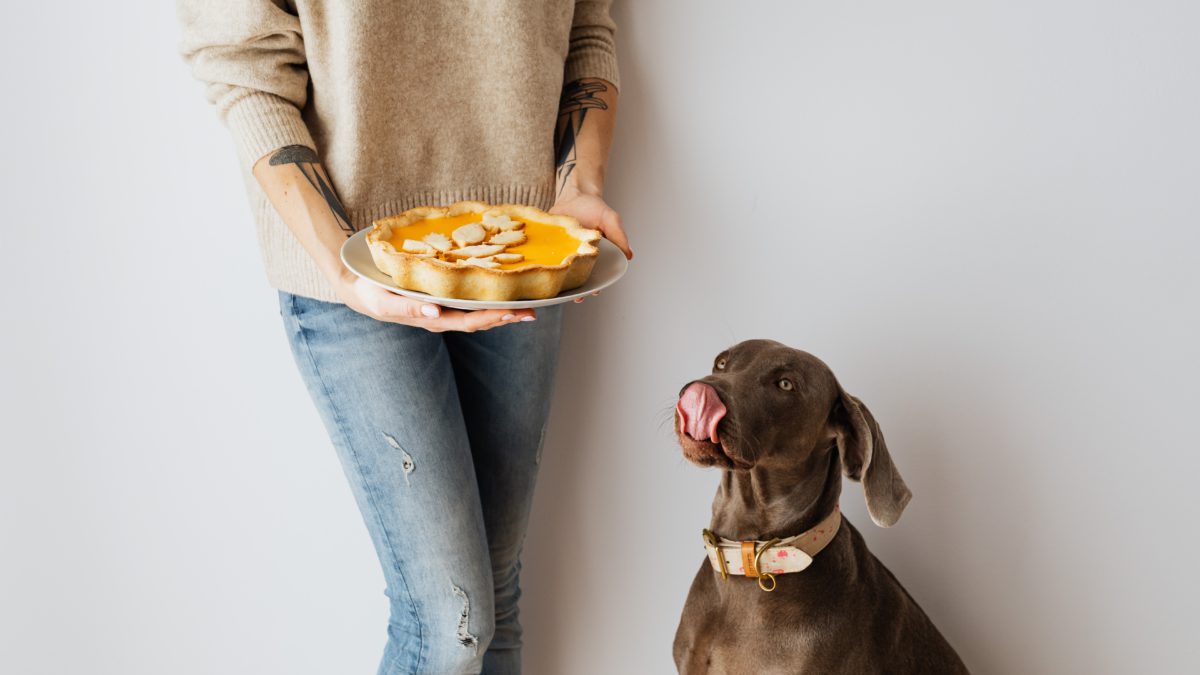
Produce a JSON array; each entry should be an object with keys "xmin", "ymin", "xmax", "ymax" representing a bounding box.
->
[{"xmin": 672, "ymin": 340, "xmax": 968, "ymax": 674}]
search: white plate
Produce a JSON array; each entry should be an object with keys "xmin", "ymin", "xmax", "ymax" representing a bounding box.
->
[{"xmin": 340, "ymin": 227, "xmax": 629, "ymax": 310}]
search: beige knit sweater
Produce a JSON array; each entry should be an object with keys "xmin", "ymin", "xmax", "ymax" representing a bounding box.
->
[{"xmin": 179, "ymin": 0, "xmax": 619, "ymax": 302}]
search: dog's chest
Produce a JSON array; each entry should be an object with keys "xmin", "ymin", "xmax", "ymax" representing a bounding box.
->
[
  {"xmin": 677, "ymin": 579, "xmax": 827, "ymax": 674},
  {"xmin": 679, "ymin": 627, "xmax": 823, "ymax": 675}
]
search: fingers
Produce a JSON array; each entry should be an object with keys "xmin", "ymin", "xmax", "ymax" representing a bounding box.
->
[
  {"xmin": 349, "ymin": 271, "xmax": 543, "ymax": 333},
  {"xmin": 354, "ymin": 279, "xmax": 540, "ymax": 332},
  {"xmin": 602, "ymin": 207, "xmax": 633, "ymax": 259},
  {"xmin": 429, "ymin": 308, "xmax": 536, "ymax": 332},
  {"xmin": 357, "ymin": 279, "xmax": 442, "ymax": 320}
]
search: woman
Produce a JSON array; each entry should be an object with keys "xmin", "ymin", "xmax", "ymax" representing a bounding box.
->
[{"xmin": 179, "ymin": 1, "xmax": 630, "ymax": 673}]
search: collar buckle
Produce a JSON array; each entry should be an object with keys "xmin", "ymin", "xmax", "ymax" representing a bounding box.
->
[{"xmin": 702, "ymin": 529, "xmax": 728, "ymax": 580}]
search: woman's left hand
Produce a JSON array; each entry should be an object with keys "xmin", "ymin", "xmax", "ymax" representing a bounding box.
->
[{"xmin": 551, "ymin": 190, "xmax": 633, "ymax": 260}]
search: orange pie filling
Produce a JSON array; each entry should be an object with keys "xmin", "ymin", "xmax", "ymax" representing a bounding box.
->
[{"xmin": 386, "ymin": 213, "xmax": 585, "ymax": 270}]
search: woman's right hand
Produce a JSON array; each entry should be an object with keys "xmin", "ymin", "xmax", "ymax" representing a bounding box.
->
[{"xmin": 333, "ymin": 271, "xmax": 536, "ymax": 332}]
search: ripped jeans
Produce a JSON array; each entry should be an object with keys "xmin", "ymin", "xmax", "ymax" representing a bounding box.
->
[{"xmin": 280, "ymin": 292, "xmax": 563, "ymax": 675}]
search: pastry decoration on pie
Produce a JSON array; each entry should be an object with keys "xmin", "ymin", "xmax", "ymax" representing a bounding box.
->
[{"xmin": 365, "ymin": 201, "xmax": 601, "ymax": 301}]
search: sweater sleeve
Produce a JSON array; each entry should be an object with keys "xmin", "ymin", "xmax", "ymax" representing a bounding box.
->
[
  {"xmin": 177, "ymin": 0, "xmax": 316, "ymax": 167},
  {"xmin": 563, "ymin": 0, "xmax": 621, "ymax": 90}
]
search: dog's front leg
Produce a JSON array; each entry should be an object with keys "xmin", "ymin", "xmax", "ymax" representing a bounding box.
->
[
  {"xmin": 674, "ymin": 565, "xmax": 724, "ymax": 674},
  {"xmin": 673, "ymin": 628, "xmax": 717, "ymax": 675}
]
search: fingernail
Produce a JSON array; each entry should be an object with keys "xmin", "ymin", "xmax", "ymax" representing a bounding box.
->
[
  {"xmin": 502, "ymin": 314, "xmax": 515, "ymax": 321},
  {"xmin": 520, "ymin": 316, "xmax": 536, "ymax": 322},
  {"xmin": 421, "ymin": 305, "xmax": 439, "ymax": 318}
]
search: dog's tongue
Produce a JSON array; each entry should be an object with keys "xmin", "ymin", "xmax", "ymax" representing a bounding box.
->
[{"xmin": 677, "ymin": 382, "xmax": 727, "ymax": 443}]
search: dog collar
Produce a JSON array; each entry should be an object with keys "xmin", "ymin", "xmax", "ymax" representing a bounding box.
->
[{"xmin": 702, "ymin": 505, "xmax": 841, "ymax": 592}]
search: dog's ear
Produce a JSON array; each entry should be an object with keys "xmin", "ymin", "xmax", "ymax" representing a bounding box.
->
[{"xmin": 830, "ymin": 388, "xmax": 912, "ymax": 527}]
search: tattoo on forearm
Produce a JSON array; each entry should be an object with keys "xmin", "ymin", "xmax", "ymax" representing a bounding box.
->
[
  {"xmin": 554, "ymin": 78, "xmax": 608, "ymax": 195},
  {"xmin": 268, "ymin": 145, "xmax": 355, "ymax": 234}
]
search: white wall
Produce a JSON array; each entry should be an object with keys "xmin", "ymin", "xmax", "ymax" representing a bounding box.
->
[{"xmin": 2, "ymin": 2, "xmax": 1196, "ymax": 674}]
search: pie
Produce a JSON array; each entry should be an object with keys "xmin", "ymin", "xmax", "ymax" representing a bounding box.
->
[{"xmin": 365, "ymin": 201, "xmax": 601, "ymax": 301}]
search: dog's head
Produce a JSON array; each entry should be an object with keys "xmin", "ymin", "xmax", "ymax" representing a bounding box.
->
[{"xmin": 674, "ymin": 339, "xmax": 912, "ymax": 527}]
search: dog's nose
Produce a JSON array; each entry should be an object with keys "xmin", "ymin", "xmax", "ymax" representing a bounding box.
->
[{"xmin": 677, "ymin": 382, "xmax": 727, "ymax": 443}]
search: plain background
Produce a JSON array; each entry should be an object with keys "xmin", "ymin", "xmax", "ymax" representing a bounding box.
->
[{"xmin": 2, "ymin": 1, "xmax": 1197, "ymax": 673}]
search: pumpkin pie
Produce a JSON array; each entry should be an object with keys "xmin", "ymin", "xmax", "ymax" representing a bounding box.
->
[{"xmin": 365, "ymin": 201, "xmax": 601, "ymax": 301}]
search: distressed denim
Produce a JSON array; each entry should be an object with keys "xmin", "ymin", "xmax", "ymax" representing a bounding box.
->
[{"xmin": 279, "ymin": 292, "xmax": 563, "ymax": 675}]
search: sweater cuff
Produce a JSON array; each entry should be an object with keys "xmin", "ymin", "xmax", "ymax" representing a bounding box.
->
[
  {"xmin": 563, "ymin": 50, "xmax": 621, "ymax": 91},
  {"xmin": 222, "ymin": 91, "xmax": 317, "ymax": 168}
]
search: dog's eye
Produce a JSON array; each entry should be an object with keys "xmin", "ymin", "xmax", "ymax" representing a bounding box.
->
[
  {"xmin": 777, "ymin": 379, "xmax": 794, "ymax": 391},
  {"xmin": 715, "ymin": 358, "xmax": 727, "ymax": 370}
]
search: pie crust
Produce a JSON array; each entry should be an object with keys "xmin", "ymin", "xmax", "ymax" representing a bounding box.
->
[{"xmin": 366, "ymin": 201, "xmax": 601, "ymax": 301}]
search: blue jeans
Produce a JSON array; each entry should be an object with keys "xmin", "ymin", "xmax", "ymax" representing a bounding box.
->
[{"xmin": 279, "ymin": 292, "xmax": 563, "ymax": 674}]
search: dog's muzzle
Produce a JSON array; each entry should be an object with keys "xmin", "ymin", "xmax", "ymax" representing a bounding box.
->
[{"xmin": 677, "ymin": 382, "xmax": 726, "ymax": 444}]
